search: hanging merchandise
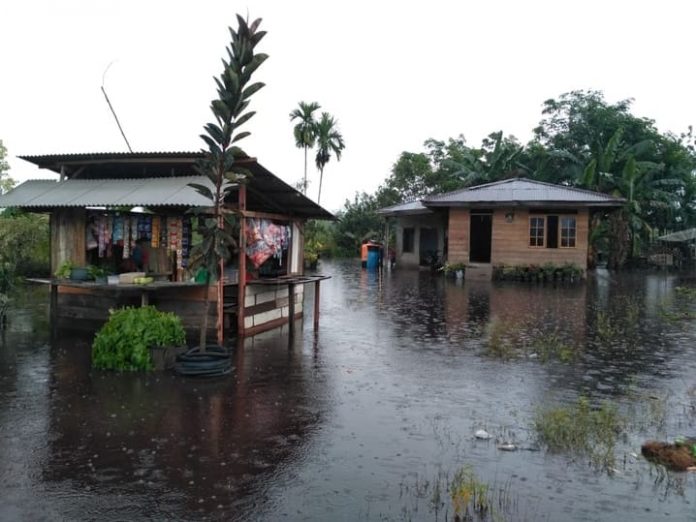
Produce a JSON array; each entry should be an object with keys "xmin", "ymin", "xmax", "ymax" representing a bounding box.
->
[
  {"xmin": 181, "ymin": 216, "xmax": 192, "ymax": 268},
  {"xmin": 167, "ymin": 216, "xmax": 179, "ymax": 252},
  {"xmin": 112, "ymin": 215, "xmax": 124, "ymax": 243},
  {"xmin": 160, "ymin": 216, "xmax": 168, "ymax": 249},
  {"xmin": 98, "ymin": 215, "xmax": 107, "ymax": 258},
  {"xmin": 130, "ymin": 216, "xmax": 139, "ymax": 251},
  {"xmin": 245, "ymin": 218, "xmax": 290, "ymax": 268},
  {"xmin": 151, "ymin": 216, "xmax": 160, "ymax": 248},
  {"xmin": 123, "ymin": 217, "xmax": 131, "ymax": 259},
  {"xmin": 176, "ymin": 217, "xmax": 184, "ymax": 270}
]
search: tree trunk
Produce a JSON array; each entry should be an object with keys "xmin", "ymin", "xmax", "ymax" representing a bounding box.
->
[
  {"xmin": 303, "ymin": 146, "xmax": 308, "ymax": 195},
  {"xmin": 607, "ymin": 210, "xmax": 630, "ymax": 269},
  {"xmin": 317, "ymin": 167, "xmax": 324, "ymax": 205},
  {"xmin": 199, "ymin": 271, "xmax": 211, "ymax": 350}
]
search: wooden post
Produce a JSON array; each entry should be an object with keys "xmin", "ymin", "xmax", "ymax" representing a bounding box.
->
[
  {"xmin": 237, "ymin": 184, "xmax": 247, "ymax": 336},
  {"xmin": 384, "ymin": 219, "xmax": 389, "ymax": 270},
  {"xmin": 313, "ymin": 280, "xmax": 320, "ymax": 330},
  {"xmin": 49, "ymin": 282, "xmax": 58, "ymax": 320},
  {"xmin": 216, "ymin": 214, "xmax": 224, "ymax": 346},
  {"xmin": 288, "ymin": 282, "xmax": 296, "ymax": 338}
]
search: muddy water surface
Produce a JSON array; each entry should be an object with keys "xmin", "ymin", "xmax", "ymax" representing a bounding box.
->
[{"xmin": 1, "ymin": 261, "xmax": 695, "ymax": 520}]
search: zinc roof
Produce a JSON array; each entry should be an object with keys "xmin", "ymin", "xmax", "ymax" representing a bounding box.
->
[
  {"xmin": 424, "ymin": 178, "xmax": 624, "ymax": 207},
  {"xmin": 376, "ymin": 200, "xmax": 432, "ymax": 217},
  {"xmin": 0, "ymin": 176, "xmax": 224, "ymax": 208}
]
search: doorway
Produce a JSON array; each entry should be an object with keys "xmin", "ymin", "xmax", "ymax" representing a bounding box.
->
[
  {"xmin": 419, "ymin": 227, "xmax": 439, "ymax": 266},
  {"xmin": 469, "ymin": 212, "xmax": 492, "ymax": 263}
]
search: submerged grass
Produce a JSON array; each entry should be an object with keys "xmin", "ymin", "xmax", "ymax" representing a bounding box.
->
[
  {"xmin": 534, "ymin": 398, "xmax": 624, "ymax": 471},
  {"xmin": 399, "ymin": 466, "xmax": 527, "ymax": 522},
  {"xmin": 485, "ymin": 316, "xmax": 579, "ymax": 363}
]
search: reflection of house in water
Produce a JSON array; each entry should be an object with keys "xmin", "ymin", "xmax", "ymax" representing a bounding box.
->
[
  {"xmin": 42, "ymin": 334, "xmax": 325, "ymax": 518},
  {"xmin": 444, "ymin": 279, "xmax": 588, "ymax": 343}
]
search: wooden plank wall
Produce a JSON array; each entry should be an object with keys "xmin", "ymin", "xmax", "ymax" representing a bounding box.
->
[
  {"xmin": 490, "ymin": 208, "xmax": 589, "ymax": 268},
  {"xmin": 447, "ymin": 208, "xmax": 469, "ymax": 264},
  {"xmin": 446, "ymin": 207, "xmax": 589, "ymax": 268},
  {"xmin": 51, "ymin": 209, "xmax": 86, "ymax": 273}
]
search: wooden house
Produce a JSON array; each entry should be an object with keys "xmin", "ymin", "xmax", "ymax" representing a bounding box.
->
[
  {"xmin": 378, "ymin": 178, "xmax": 624, "ymax": 278},
  {"xmin": 0, "ymin": 151, "xmax": 333, "ymax": 339}
]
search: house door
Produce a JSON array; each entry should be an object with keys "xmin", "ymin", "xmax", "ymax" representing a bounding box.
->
[
  {"xmin": 419, "ymin": 227, "xmax": 439, "ymax": 265},
  {"xmin": 469, "ymin": 212, "xmax": 492, "ymax": 263}
]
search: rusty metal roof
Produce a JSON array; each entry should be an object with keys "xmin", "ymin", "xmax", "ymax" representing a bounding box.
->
[
  {"xmin": 3, "ymin": 152, "xmax": 334, "ymax": 219},
  {"xmin": 423, "ymin": 178, "xmax": 624, "ymax": 208}
]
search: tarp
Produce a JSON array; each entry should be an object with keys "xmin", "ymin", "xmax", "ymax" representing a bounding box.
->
[{"xmin": 658, "ymin": 228, "xmax": 696, "ymax": 242}]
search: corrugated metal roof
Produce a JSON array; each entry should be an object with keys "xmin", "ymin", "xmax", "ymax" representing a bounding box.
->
[
  {"xmin": 424, "ymin": 178, "xmax": 624, "ymax": 207},
  {"xmin": 376, "ymin": 200, "xmax": 432, "ymax": 216},
  {"xmin": 0, "ymin": 176, "xmax": 221, "ymax": 208},
  {"xmin": 658, "ymin": 228, "xmax": 696, "ymax": 242},
  {"xmin": 7, "ymin": 151, "xmax": 335, "ymax": 219}
]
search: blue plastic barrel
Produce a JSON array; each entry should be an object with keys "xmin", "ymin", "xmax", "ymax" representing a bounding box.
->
[{"xmin": 366, "ymin": 247, "xmax": 380, "ymax": 269}]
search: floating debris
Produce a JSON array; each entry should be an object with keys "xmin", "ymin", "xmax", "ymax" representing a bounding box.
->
[{"xmin": 475, "ymin": 429, "xmax": 492, "ymax": 440}]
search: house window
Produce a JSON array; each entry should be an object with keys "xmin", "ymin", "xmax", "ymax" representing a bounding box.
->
[
  {"xmin": 560, "ymin": 216, "xmax": 576, "ymax": 248},
  {"xmin": 529, "ymin": 214, "xmax": 578, "ymax": 249},
  {"xmin": 403, "ymin": 227, "xmax": 415, "ymax": 253},
  {"xmin": 529, "ymin": 217, "xmax": 545, "ymax": 247}
]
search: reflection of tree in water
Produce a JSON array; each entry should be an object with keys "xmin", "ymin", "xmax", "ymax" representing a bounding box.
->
[{"xmin": 43, "ymin": 333, "xmax": 326, "ymax": 520}]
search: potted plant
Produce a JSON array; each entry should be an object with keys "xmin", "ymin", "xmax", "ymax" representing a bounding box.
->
[
  {"xmin": 87, "ymin": 265, "xmax": 110, "ymax": 284},
  {"xmin": 54, "ymin": 260, "xmax": 74, "ymax": 280},
  {"xmin": 91, "ymin": 305, "xmax": 187, "ymax": 371},
  {"xmin": 443, "ymin": 262, "xmax": 467, "ymax": 279}
]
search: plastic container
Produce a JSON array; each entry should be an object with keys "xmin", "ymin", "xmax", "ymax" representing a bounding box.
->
[
  {"xmin": 366, "ymin": 247, "xmax": 380, "ymax": 269},
  {"xmin": 107, "ymin": 275, "xmax": 120, "ymax": 285}
]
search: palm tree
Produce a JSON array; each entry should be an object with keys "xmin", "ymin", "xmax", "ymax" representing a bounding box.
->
[
  {"xmin": 290, "ymin": 101, "xmax": 321, "ymax": 195},
  {"xmin": 314, "ymin": 112, "xmax": 345, "ymax": 205}
]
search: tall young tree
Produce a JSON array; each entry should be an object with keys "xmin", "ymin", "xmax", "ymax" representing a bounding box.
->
[
  {"xmin": 315, "ymin": 112, "xmax": 345, "ymax": 205},
  {"xmin": 290, "ymin": 101, "xmax": 321, "ymax": 195},
  {"xmin": 188, "ymin": 15, "xmax": 267, "ymax": 349}
]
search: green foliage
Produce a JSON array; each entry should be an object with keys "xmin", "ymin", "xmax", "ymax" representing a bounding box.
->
[
  {"xmin": 304, "ymin": 219, "xmax": 336, "ymax": 264},
  {"xmin": 493, "ymin": 262, "xmax": 583, "ymax": 282},
  {"xmin": 450, "ymin": 467, "xmax": 490, "ymax": 519},
  {"xmin": 534, "ymin": 398, "xmax": 624, "ymax": 470},
  {"xmin": 0, "ymin": 210, "xmax": 50, "ymax": 279},
  {"xmin": 189, "ymin": 15, "xmax": 268, "ymax": 280},
  {"xmin": 92, "ymin": 306, "xmax": 186, "ymax": 371},
  {"xmin": 290, "ymin": 101, "xmax": 321, "ymax": 195},
  {"xmin": 333, "ymin": 192, "xmax": 383, "ymax": 256},
  {"xmin": 0, "ymin": 139, "xmax": 15, "ymax": 195},
  {"xmin": 314, "ymin": 111, "xmax": 345, "ymax": 205},
  {"xmin": 54, "ymin": 260, "xmax": 74, "ymax": 279}
]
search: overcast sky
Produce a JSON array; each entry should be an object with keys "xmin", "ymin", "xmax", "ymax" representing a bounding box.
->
[{"xmin": 2, "ymin": 0, "xmax": 695, "ymax": 211}]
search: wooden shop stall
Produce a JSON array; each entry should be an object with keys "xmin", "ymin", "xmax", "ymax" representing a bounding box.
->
[{"xmin": 0, "ymin": 151, "xmax": 333, "ymax": 341}]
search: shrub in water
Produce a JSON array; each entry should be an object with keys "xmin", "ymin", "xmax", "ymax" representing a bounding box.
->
[{"xmin": 92, "ymin": 306, "xmax": 186, "ymax": 371}]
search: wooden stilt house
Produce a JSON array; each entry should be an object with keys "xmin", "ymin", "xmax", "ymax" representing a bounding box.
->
[{"xmin": 0, "ymin": 151, "xmax": 333, "ymax": 339}]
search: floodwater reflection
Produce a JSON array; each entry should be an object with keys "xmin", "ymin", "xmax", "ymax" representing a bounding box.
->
[{"xmin": 0, "ymin": 264, "xmax": 695, "ymax": 520}]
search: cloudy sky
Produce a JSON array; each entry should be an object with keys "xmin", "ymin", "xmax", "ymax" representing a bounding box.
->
[{"xmin": 2, "ymin": 0, "xmax": 695, "ymax": 211}]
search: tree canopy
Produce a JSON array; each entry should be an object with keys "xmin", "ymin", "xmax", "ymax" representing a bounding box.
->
[{"xmin": 0, "ymin": 140, "xmax": 15, "ymax": 195}]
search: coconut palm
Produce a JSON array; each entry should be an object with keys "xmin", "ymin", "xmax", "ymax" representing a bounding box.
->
[
  {"xmin": 290, "ymin": 101, "xmax": 321, "ymax": 195},
  {"xmin": 314, "ymin": 112, "xmax": 345, "ymax": 205}
]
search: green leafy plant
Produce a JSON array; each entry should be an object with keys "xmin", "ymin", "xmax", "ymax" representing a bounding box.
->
[
  {"xmin": 187, "ymin": 15, "xmax": 268, "ymax": 348},
  {"xmin": 92, "ymin": 306, "xmax": 186, "ymax": 371},
  {"xmin": 54, "ymin": 260, "xmax": 74, "ymax": 279},
  {"xmin": 534, "ymin": 397, "xmax": 624, "ymax": 471},
  {"xmin": 441, "ymin": 261, "xmax": 467, "ymax": 276},
  {"xmin": 87, "ymin": 265, "xmax": 110, "ymax": 280}
]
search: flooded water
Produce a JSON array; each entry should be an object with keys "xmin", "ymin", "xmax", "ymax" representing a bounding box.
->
[{"xmin": 1, "ymin": 261, "xmax": 695, "ymax": 521}]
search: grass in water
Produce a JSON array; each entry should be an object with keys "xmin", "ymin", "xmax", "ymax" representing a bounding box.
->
[{"xmin": 534, "ymin": 397, "xmax": 624, "ymax": 471}]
